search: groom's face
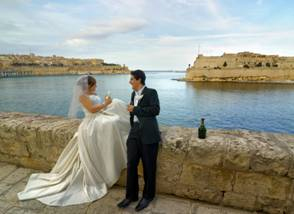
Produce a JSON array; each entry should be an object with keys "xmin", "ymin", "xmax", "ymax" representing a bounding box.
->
[{"xmin": 129, "ymin": 75, "xmax": 141, "ymax": 91}]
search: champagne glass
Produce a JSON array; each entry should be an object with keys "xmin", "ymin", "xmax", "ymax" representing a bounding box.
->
[{"xmin": 105, "ymin": 90, "xmax": 111, "ymax": 100}]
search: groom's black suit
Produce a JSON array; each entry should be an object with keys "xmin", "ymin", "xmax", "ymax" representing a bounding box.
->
[{"xmin": 126, "ymin": 86, "xmax": 161, "ymax": 200}]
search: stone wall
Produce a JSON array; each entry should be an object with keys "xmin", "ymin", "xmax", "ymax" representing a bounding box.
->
[
  {"xmin": 1, "ymin": 112, "xmax": 294, "ymax": 213},
  {"xmin": 186, "ymin": 52, "xmax": 294, "ymax": 82}
]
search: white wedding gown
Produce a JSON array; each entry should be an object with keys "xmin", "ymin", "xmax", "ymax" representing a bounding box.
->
[{"xmin": 18, "ymin": 95, "xmax": 130, "ymax": 206}]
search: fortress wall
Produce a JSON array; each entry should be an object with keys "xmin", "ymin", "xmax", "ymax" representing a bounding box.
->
[
  {"xmin": 186, "ymin": 68, "xmax": 294, "ymax": 81},
  {"xmin": 186, "ymin": 52, "xmax": 294, "ymax": 82}
]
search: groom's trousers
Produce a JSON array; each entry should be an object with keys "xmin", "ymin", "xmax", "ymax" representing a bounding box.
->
[{"xmin": 126, "ymin": 122, "xmax": 159, "ymax": 200}]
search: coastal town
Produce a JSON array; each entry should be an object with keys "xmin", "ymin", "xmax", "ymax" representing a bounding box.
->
[{"xmin": 0, "ymin": 53, "xmax": 129, "ymax": 78}]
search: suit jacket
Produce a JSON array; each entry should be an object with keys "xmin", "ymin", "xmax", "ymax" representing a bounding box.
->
[{"xmin": 130, "ymin": 86, "xmax": 161, "ymax": 144}]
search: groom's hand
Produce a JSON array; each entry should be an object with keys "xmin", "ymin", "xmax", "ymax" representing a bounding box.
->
[{"xmin": 127, "ymin": 104, "xmax": 134, "ymax": 112}]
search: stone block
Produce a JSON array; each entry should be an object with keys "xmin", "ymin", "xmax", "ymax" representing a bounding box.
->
[{"xmin": 234, "ymin": 171, "xmax": 291, "ymax": 200}]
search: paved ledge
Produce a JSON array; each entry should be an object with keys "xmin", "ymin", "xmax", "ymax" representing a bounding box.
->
[
  {"xmin": 1, "ymin": 112, "xmax": 294, "ymax": 213},
  {"xmin": 0, "ymin": 162, "xmax": 257, "ymax": 214}
]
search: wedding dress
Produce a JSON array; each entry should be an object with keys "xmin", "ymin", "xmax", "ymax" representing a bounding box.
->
[{"xmin": 17, "ymin": 95, "xmax": 130, "ymax": 206}]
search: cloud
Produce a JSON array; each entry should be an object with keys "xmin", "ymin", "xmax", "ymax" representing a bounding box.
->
[
  {"xmin": 65, "ymin": 18, "xmax": 147, "ymax": 46},
  {"xmin": 138, "ymin": 30, "xmax": 294, "ymax": 48},
  {"xmin": 1, "ymin": 0, "xmax": 31, "ymax": 5},
  {"xmin": 99, "ymin": 0, "xmax": 147, "ymax": 16},
  {"xmin": 81, "ymin": 18, "xmax": 147, "ymax": 40},
  {"xmin": 64, "ymin": 38, "xmax": 89, "ymax": 47},
  {"xmin": 165, "ymin": 0, "xmax": 240, "ymax": 30},
  {"xmin": 205, "ymin": 0, "xmax": 240, "ymax": 29}
]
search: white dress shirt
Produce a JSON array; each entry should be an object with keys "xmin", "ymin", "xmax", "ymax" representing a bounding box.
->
[{"xmin": 133, "ymin": 86, "xmax": 145, "ymax": 122}]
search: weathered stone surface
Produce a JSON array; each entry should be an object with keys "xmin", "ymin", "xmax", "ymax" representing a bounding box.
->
[
  {"xmin": 0, "ymin": 162, "xmax": 17, "ymax": 180},
  {"xmin": 42, "ymin": 204, "xmax": 89, "ymax": 214},
  {"xmin": 0, "ymin": 112, "xmax": 80, "ymax": 171},
  {"xmin": 0, "ymin": 183, "xmax": 12, "ymax": 195},
  {"xmin": 196, "ymin": 206, "xmax": 232, "ymax": 214},
  {"xmin": 179, "ymin": 164, "xmax": 233, "ymax": 192},
  {"xmin": 256, "ymin": 196, "xmax": 289, "ymax": 214},
  {"xmin": 175, "ymin": 183, "xmax": 223, "ymax": 205},
  {"xmin": 188, "ymin": 129, "xmax": 227, "ymax": 168},
  {"xmin": 248, "ymin": 132, "xmax": 292, "ymax": 176},
  {"xmin": 160, "ymin": 126, "xmax": 192, "ymax": 153},
  {"xmin": 192, "ymin": 201, "xmax": 256, "ymax": 214},
  {"xmin": 1, "ymin": 112, "xmax": 294, "ymax": 213},
  {"xmin": 156, "ymin": 127, "xmax": 189, "ymax": 195},
  {"xmin": 0, "ymin": 138, "xmax": 30, "ymax": 158},
  {"xmin": 223, "ymin": 192, "xmax": 258, "ymax": 211},
  {"xmin": 284, "ymin": 135, "xmax": 294, "ymax": 179},
  {"xmin": 5, "ymin": 207, "xmax": 40, "ymax": 214},
  {"xmin": 86, "ymin": 187, "xmax": 129, "ymax": 214},
  {"xmin": 223, "ymin": 130, "xmax": 253, "ymax": 171},
  {"xmin": 1, "ymin": 168, "xmax": 33, "ymax": 185},
  {"xmin": 151, "ymin": 195, "xmax": 192, "ymax": 214},
  {"xmin": 0, "ymin": 199, "xmax": 14, "ymax": 213},
  {"xmin": 234, "ymin": 171, "xmax": 291, "ymax": 200}
]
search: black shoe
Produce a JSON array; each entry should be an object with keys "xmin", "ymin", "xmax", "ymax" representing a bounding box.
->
[
  {"xmin": 117, "ymin": 198, "xmax": 138, "ymax": 208},
  {"xmin": 135, "ymin": 198, "xmax": 153, "ymax": 212}
]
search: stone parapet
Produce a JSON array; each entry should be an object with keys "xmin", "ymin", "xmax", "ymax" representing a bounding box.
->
[{"xmin": 1, "ymin": 112, "xmax": 294, "ymax": 213}]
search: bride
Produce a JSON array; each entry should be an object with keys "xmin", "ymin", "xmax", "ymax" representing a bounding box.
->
[{"xmin": 17, "ymin": 75, "xmax": 130, "ymax": 206}]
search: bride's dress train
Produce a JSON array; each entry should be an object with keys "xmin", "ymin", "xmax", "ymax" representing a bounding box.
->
[{"xmin": 17, "ymin": 96, "xmax": 130, "ymax": 206}]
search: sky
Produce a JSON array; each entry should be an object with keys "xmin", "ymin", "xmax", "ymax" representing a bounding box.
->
[{"xmin": 1, "ymin": 0, "xmax": 294, "ymax": 70}]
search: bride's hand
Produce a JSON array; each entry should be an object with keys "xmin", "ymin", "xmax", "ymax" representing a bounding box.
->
[{"xmin": 104, "ymin": 96, "xmax": 112, "ymax": 106}]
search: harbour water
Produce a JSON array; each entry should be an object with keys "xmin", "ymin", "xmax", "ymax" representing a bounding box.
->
[{"xmin": 0, "ymin": 71, "xmax": 294, "ymax": 134}]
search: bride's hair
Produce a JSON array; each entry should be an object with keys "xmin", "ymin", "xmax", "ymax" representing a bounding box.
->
[
  {"xmin": 77, "ymin": 75, "xmax": 96, "ymax": 91},
  {"xmin": 68, "ymin": 75, "xmax": 96, "ymax": 118}
]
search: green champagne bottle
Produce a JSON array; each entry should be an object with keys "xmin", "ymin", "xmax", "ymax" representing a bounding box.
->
[{"xmin": 198, "ymin": 118, "xmax": 207, "ymax": 139}]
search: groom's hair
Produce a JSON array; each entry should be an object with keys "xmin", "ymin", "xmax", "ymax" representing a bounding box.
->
[{"xmin": 131, "ymin": 69, "xmax": 146, "ymax": 85}]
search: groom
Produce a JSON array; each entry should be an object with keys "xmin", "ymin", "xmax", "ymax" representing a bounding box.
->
[{"xmin": 117, "ymin": 69, "xmax": 161, "ymax": 212}]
